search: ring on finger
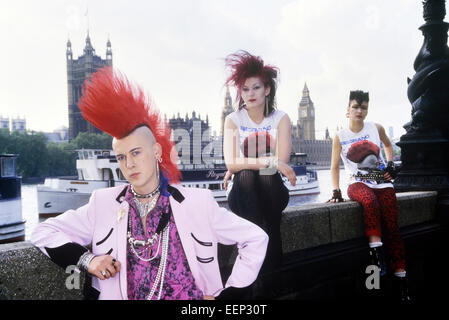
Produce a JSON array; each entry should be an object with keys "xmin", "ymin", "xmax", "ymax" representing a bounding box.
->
[{"xmin": 101, "ymin": 270, "xmax": 107, "ymax": 277}]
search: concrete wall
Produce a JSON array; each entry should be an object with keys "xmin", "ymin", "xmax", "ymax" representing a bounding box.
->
[{"xmin": 0, "ymin": 191, "xmax": 438, "ymax": 300}]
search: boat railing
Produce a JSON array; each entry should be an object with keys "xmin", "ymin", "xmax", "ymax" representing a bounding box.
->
[{"xmin": 77, "ymin": 149, "xmax": 115, "ymax": 160}]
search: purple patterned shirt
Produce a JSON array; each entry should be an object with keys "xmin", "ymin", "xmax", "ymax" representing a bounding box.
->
[{"xmin": 125, "ymin": 185, "xmax": 203, "ymax": 300}]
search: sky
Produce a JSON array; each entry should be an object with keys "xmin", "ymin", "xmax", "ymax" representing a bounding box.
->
[{"xmin": 0, "ymin": 0, "xmax": 428, "ymax": 140}]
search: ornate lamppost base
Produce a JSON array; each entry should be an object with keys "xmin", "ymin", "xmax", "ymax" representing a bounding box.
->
[{"xmin": 394, "ymin": 134, "xmax": 449, "ymax": 192}]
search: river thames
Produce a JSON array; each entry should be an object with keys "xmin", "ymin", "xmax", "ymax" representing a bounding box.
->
[{"xmin": 20, "ymin": 169, "xmax": 347, "ymax": 241}]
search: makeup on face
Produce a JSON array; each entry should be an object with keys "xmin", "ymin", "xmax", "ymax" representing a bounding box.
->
[
  {"xmin": 241, "ymin": 77, "xmax": 267, "ymax": 108},
  {"xmin": 348, "ymin": 101, "xmax": 368, "ymax": 120}
]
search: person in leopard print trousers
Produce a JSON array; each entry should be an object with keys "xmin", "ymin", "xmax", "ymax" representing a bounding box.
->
[{"xmin": 328, "ymin": 90, "xmax": 411, "ymax": 302}]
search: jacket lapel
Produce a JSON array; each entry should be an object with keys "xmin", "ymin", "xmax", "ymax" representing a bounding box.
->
[{"xmin": 115, "ymin": 191, "xmax": 129, "ymax": 300}]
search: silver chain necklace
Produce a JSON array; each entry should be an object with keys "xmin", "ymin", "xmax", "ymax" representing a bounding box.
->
[
  {"xmin": 127, "ymin": 200, "xmax": 170, "ymax": 300},
  {"xmin": 131, "ymin": 184, "xmax": 160, "ymax": 199},
  {"xmin": 134, "ymin": 192, "xmax": 160, "ymax": 218}
]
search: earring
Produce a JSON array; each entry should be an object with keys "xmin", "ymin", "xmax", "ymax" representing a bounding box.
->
[
  {"xmin": 265, "ymin": 96, "xmax": 269, "ymax": 116},
  {"xmin": 156, "ymin": 162, "xmax": 160, "ymax": 181}
]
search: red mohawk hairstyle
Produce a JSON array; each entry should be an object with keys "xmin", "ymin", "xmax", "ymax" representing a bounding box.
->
[
  {"xmin": 78, "ymin": 66, "xmax": 181, "ymax": 184},
  {"xmin": 224, "ymin": 50, "xmax": 279, "ymax": 116}
]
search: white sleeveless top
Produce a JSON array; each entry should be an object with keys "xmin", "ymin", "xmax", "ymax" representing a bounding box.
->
[
  {"xmin": 228, "ymin": 108, "xmax": 286, "ymax": 158},
  {"xmin": 337, "ymin": 121, "xmax": 392, "ymax": 189},
  {"xmin": 226, "ymin": 108, "xmax": 286, "ymax": 196}
]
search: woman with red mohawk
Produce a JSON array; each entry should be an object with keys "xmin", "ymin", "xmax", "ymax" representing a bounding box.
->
[
  {"xmin": 31, "ymin": 67, "xmax": 268, "ymax": 300},
  {"xmin": 222, "ymin": 51, "xmax": 297, "ymax": 295},
  {"xmin": 328, "ymin": 90, "xmax": 411, "ymax": 302}
]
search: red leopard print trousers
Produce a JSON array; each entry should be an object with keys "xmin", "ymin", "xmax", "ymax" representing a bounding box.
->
[{"xmin": 347, "ymin": 183, "xmax": 406, "ymax": 271}]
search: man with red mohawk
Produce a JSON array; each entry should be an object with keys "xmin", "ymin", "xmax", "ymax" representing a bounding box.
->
[{"xmin": 31, "ymin": 67, "xmax": 268, "ymax": 300}]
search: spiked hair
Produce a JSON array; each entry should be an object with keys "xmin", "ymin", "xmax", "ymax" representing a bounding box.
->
[
  {"xmin": 225, "ymin": 50, "xmax": 278, "ymax": 116},
  {"xmin": 349, "ymin": 90, "xmax": 369, "ymax": 106},
  {"xmin": 78, "ymin": 67, "xmax": 181, "ymax": 184}
]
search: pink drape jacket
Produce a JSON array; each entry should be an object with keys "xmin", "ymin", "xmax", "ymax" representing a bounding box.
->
[{"xmin": 31, "ymin": 184, "xmax": 268, "ymax": 300}]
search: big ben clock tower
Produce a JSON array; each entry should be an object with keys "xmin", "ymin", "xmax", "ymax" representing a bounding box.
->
[{"xmin": 297, "ymin": 83, "xmax": 316, "ymax": 140}]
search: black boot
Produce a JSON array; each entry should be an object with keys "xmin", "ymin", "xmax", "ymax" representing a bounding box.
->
[
  {"xmin": 392, "ymin": 276, "xmax": 412, "ymax": 302},
  {"xmin": 369, "ymin": 246, "xmax": 387, "ymax": 276}
]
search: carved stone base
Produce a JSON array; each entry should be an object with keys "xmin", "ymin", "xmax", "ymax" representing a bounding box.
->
[{"xmin": 394, "ymin": 135, "xmax": 449, "ymax": 192}]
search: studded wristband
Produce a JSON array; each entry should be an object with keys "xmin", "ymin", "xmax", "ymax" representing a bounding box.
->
[
  {"xmin": 331, "ymin": 189, "xmax": 344, "ymax": 202},
  {"xmin": 76, "ymin": 251, "xmax": 95, "ymax": 272}
]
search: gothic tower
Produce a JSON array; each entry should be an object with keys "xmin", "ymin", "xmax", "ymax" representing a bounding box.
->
[
  {"xmin": 297, "ymin": 83, "xmax": 316, "ymax": 140},
  {"xmin": 220, "ymin": 85, "xmax": 234, "ymax": 136},
  {"xmin": 66, "ymin": 33, "xmax": 113, "ymax": 140}
]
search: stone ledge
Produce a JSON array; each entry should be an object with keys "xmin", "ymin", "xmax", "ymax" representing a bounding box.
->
[
  {"xmin": 0, "ymin": 191, "xmax": 438, "ymax": 300},
  {"xmin": 0, "ymin": 241, "xmax": 85, "ymax": 300},
  {"xmin": 281, "ymin": 191, "xmax": 437, "ymax": 253}
]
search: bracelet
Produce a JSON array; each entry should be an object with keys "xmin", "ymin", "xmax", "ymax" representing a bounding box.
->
[
  {"xmin": 76, "ymin": 251, "xmax": 96, "ymax": 272},
  {"xmin": 332, "ymin": 189, "xmax": 344, "ymax": 202},
  {"xmin": 266, "ymin": 157, "xmax": 278, "ymax": 169}
]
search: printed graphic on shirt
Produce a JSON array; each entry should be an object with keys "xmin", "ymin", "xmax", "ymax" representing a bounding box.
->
[
  {"xmin": 241, "ymin": 131, "xmax": 275, "ymax": 158},
  {"xmin": 340, "ymin": 134, "xmax": 369, "ymax": 146},
  {"xmin": 345, "ymin": 140, "xmax": 385, "ymax": 185},
  {"xmin": 240, "ymin": 124, "xmax": 272, "ymax": 133}
]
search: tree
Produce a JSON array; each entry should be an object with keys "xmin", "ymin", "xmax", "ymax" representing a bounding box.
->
[
  {"xmin": 0, "ymin": 130, "xmax": 49, "ymax": 178},
  {"xmin": 47, "ymin": 142, "xmax": 77, "ymax": 177},
  {"xmin": 0, "ymin": 130, "xmax": 114, "ymax": 178},
  {"xmin": 70, "ymin": 132, "xmax": 113, "ymax": 150}
]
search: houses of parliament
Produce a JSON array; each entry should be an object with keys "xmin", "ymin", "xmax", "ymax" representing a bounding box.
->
[{"xmin": 67, "ymin": 34, "xmax": 331, "ymax": 166}]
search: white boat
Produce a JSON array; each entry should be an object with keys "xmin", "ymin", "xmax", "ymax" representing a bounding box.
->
[
  {"xmin": 37, "ymin": 150, "xmax": 127, "ymax": 217},
  {"xmin": 37, "ymin": 150, "xmax": 319, "ymax": 216},
  {"xmin": 0, "ymin": 154, "xmax": 26, "ymax": 243}
]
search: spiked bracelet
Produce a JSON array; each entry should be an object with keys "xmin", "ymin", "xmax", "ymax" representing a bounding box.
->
[{"xmin": 385, "ymin": 161, "xmax": 398, "ymax": 179}]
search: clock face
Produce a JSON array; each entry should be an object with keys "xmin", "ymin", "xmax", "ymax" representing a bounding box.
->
[
  {"xmin": 311, "ymin": 109, "xmax": 314, "ymax": 117},
  {"xmin": 301, "ymin": 109, "xmax": 307, "ymax": 117}
]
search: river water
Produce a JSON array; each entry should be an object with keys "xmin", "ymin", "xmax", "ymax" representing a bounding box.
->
[{"xmin": 21, "ymin": 169, "xmax": 347, "ymax": 241}]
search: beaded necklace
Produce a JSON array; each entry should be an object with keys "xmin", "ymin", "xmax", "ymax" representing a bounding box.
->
[{"xmin": 127, "ymin": 193, "xmax": 171, "ymax": 300}]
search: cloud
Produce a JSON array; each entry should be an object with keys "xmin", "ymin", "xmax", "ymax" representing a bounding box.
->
[
  {"xmin": 0, "ymin": 0, "xmax": 429, "ymax": 140},
  {"xmin": 272, "ymin": 0, "xmax": 424, "ymax": 139}
]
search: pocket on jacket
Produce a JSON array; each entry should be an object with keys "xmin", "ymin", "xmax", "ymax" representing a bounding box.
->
[
  {"xmin": 191, "ymin": 233, "xmax": 214, "ymax": 264},
  {"xmin": 94, "ymin": 228, "xmax": 114, "ymax": 255}
]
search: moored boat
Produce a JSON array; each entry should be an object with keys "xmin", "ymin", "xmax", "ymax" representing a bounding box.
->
[
  {"xmin": 0, "ymin": 154, "xmax": 26, "ymax": 243},
  {"xmin": 37, "ymin": 150, "xmax": 319, "ymax": 216}
]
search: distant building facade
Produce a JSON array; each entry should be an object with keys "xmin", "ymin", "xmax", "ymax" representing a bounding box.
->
[
  {"xmin": 0, "ymin": 116, "xmax": 9, "ymax": 130},
  {"xmin": 220, "ymin": 86, "xmax": 234, "ymax": 137},
  {"xmin": 66, "ymin": 33, "xmax": 113, "ymax": 140},
  {"xmin": 44, "ymin": 126, "xmax": 68, "ymax": 144},
  {"xmin": 169, "ymin": 111, "xmax": 222, "ymax": 167},
  {"xmin": 291, "ymin": 84, "xmax": 332, "ymax": 166},
  {"xmin": 0, "ymin": 116, "xmax": 26, "ymax": 133},
  {"xmin": 11, "ymin": 117, "xmax": 26, "ymax": 132},
  {"xmin": 295, "ymin": 83, "xmax": 316, "ymax": 140}
]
